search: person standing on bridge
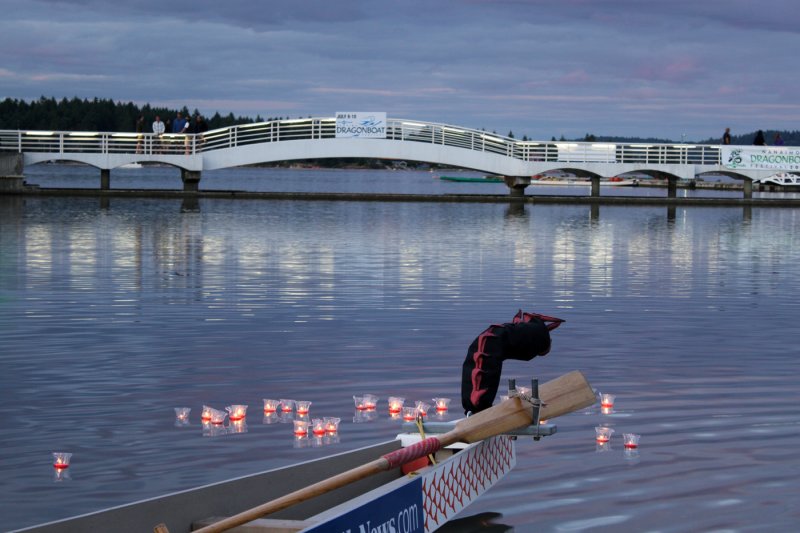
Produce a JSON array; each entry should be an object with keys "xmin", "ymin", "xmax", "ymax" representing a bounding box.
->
[
  {"xmin": 753, "ymin": 130, "xmax": 766, "ymax": 146},
  {"xmin": 722, "ymin": 127, "xmax": 731, "ymax": 145},
  {"xmin": 172, "ymin": 112, "xmax": 187, "ymax": 154},
  {"xmin": 773, "ymin": 133, "xmax": 784, "ymax": 146},
  {"xmin": 152, "ymin": 115, "xmax": 165, "ymax": 154},
  {"xmin": 193, "ymin": 114, "xmax": 208, "ymax": 153}
]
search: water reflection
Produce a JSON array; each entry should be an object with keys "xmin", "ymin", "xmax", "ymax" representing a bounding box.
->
[
  {"xmin": 9, "ymin": 199, "xmax": 771, "ymax": 318},
  {"xmin": 3, "ymin": 190, "xmax": 800, "ymax": 532},
  {"xmin": 53, "ymin": 468, "xmax": 71, "ymax": 483}
]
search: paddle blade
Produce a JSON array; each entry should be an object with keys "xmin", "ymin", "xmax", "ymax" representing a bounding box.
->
[
  {"xmin": 538, "ymin": 370, "xmax": 596, "ymax": 421},
  {"xmin": 452, "ymin": 370, "xmax": 595, "ymax": 444},
  {"xmin": 453, "ymin": 396, "xmax": 534, "ymax": 444}
]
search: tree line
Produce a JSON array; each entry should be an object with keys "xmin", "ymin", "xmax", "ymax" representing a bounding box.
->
[{"xmin": 0, "ymin": 96, "xmax": 269, "ymax": 132}]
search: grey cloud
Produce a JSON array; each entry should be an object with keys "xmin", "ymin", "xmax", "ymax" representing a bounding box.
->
[{"xmin": 1, "ymin": 0, "xmax": 797, "ymax": 141}]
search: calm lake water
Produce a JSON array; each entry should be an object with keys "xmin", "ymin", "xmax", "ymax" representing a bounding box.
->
[{"xmin": 2, "ymin": 166, "xmax": 800, "ymax": 532}]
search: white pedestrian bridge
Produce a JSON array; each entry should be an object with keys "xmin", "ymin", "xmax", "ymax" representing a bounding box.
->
[{"xmin": 1, "ymin": 117, "xmax": 796, "ymax": 197}]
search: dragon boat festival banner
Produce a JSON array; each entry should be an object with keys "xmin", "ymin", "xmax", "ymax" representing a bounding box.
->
[
  {"xmin": 335, "ymin": 112, "xmax": 387, "ymax": 138},
  {"xmin": 722, "ymin": 146, "xmax": 800, "ymax": 171}
]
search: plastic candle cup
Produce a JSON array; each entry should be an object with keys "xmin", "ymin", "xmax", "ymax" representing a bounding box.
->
[
  {"xmin": 295, "ymin": 401, "xmax": 312, "ymax": 416},
  {"xmin": 388, "ymin": 397, "xmax": 405, "ymax": 414},
  {"xmin": 353, "ymin": 396, "xmax": 367, "ymax": 411},
  {"xmin": 311, "ymin": 419, "xmax": 326, "ymax": 436},
  {"xmin": 600, "ymin": 394, "xmax": 616, "ymax": 408},
  {"xmin": 293, "ymin": 420, "xmax": 309, "ymax": 437},
  {"xmin": 432, "ymin": 398, "xmax": 451, "ymax": 412},
  {"xmin": 324, "ymin": 417, "xmax": 341, "ymax": 434},
  {"xmin": 363, "ymin": 394, "xmax": 378, "ymax": 411},
  {"xmin": 174, "ymin": 407, "xmax": 191, "ymax": 421},
  {"xmin": 226, "ymin": 405, "xmax": 248, "ymax": 421},
  {"xmin": 595, "ymin": 426, "xmax": 615, "ymax": 443},
  {"xmin": 209, "ymin": 408, "xmax": 228, "ymax": 425},
  {"xmin": 52, "ymin": 452, "xmax": 72, "ymax": 469},
  {"xmin": 262, "ymin": 399, "xmax": 279, "ymax": 413},
  {"xmin": 415, "ymin": 401, "xmax": 430, "ymax": 417},
  {"xmin": 280, "ymin": 399, "xmax": 295, "ymax": 413},
  {"xmin": 623, "ymin": 433, "xmax": 641, "ymax": 449},
  {"xmin": 201, "ymin": 405, "xmax": 213, "ymax": 421},
  {"xmin": 402, "ymin": 406, "xmax": 418, "ymax": 421}
]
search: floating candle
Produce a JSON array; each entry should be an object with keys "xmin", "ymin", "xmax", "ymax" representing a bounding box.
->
[
  {"xmin": 324, "ymin": 417, "xmax": 341, "ymax": 434},
  {"xmin": 296, "ymin": 401, "xmax": 312, "ymax": 415},
  {"xmin": 415, "ymin": 401, "xmax": 430, "ymax": 417},
  {"xmin": 201, "ymin": 405, "xmax": 213, "ymax": 421},
  {"xmin": 280, "ymin": 399, "xmax": 295, "ymax": 413},
  {"xmin": 226, "ymin": 405, "xmax": 248, "ymax": 421},
  {"xmin": 402, "ymin": 406, "xmax": 418, "ymax": 421},
  {"xmin": 52, "ymin": 452, "xmax": 72, "ymax": 469},
  {"xmin": 311, "ymin": 419, "xmax": 326, "ymax": 436},
  {"xmin": 363, "ymin": 394, "xmax": 378, "ymax": 411},
  {"xmin": 595, "ymin": 426, "xmax": 615, "ymax": 443},
  {"xmin": 293, "ymin": 420, "xmax": 309, "ymax": 437},
  {"xmin": 432, "ymin": 398, "xmax": 451, "ymax": 412},
  {"xmin": 353, "ymin": 396, "xmax": 367, "ymax": 411},
  {"xmin": 623, "ymin": 433, "xmax": 641, "ymax": 449},
  {"xmin": 262, "ymin": 399, "xmax": 279, "ymax": 413},
  {"xmin": 388, "ymin": 396, "xmax": 405, "ymax": 414},
  {"xmin": 600, "ymin": 393, "xmax": 616, "ymax": 408},
  {"xmin": 209, "ymin": 408, "xmax": 228, "ymax": 425}
]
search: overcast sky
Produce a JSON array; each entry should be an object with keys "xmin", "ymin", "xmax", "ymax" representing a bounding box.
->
[{"xmin": 1, "ymin": 0, "xmax": 797, "ymax": 141}]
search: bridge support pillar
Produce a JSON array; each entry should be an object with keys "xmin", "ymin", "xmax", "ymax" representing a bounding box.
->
[
  {"xmin": 0, "ymin": 153, "xmax": 24, "ymax": 192},
  {"xmin": 743, "ymin": 179, "xmax": 753, "ymax": 199},
  {"xmin": 667, "ymin": 176, "xmax": 678, "ymax": 198},
  {"xmin": 503, "ymin": 176, "xmax": 531, "ymax": 198},
  {"xmin": 100, "ymin": 169, "xmax": 110, "ymax": 190},
  {"xmin": 591, "ymin": 176, "xmax": 601, "ymax": 197},
  {"xmin": 181, "ymin": 170, "xmax": 201, "ymax": 192}
]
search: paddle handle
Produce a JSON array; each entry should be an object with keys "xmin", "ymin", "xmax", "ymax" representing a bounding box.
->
[{"xmin": 192, "ymin": 457, "xmax": 390, "ymax": 533}]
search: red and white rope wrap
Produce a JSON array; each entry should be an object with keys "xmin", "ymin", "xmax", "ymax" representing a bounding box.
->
[{"xmin": 382, "ymin": 437, "xmax": 443, "ymax": 469}]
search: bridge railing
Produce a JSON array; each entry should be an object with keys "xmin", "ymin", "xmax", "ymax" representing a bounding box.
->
[
  {"xmin": 1, "ymin": 118, "xmax": 725, "ymax": 166},
  {"xmin": 0, "ymin": 130, "xmax": 199, "ymax": 156}
]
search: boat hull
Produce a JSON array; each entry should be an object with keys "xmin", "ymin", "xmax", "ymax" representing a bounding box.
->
[{"xmin": 14, "ymin": 436, "xmax": 516, "ymax": 533}]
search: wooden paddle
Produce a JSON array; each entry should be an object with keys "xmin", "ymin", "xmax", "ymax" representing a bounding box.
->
[{"xmin": 158, "ymin": 370, "xmax": 595, "ymax": 533}]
